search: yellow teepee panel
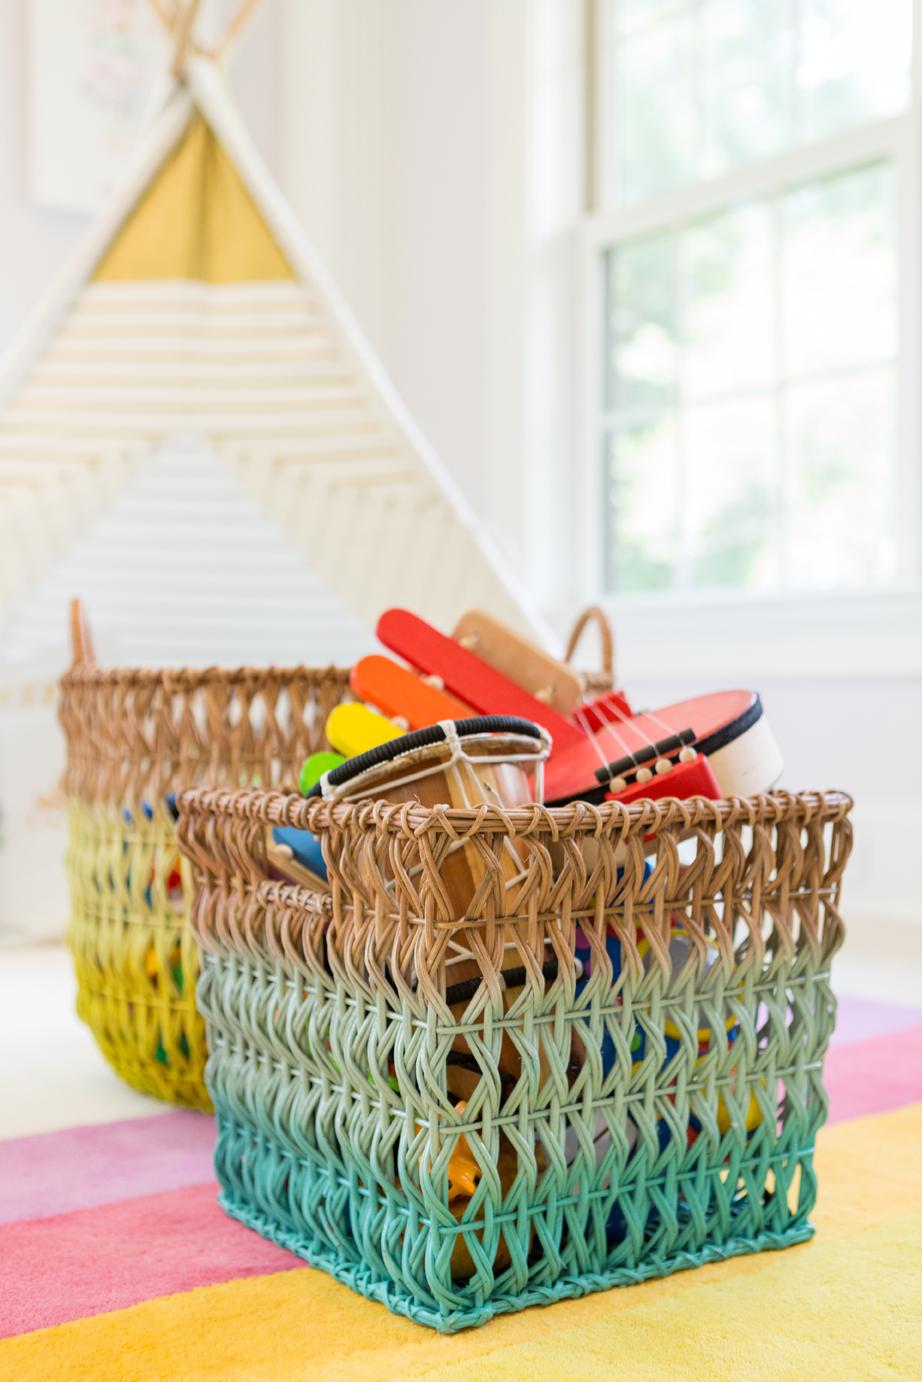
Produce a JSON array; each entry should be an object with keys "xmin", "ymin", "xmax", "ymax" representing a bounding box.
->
[{"xmin": 93, "ymin": 113, "xmax": 294, "ymax": 283}]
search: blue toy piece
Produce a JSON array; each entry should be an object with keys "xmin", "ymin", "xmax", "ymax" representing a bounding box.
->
[{"xmin": 271, "ymin": 826, "xmax": 328, "ymax": 883}]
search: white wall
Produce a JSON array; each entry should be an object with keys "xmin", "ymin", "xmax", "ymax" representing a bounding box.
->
[
  {"xmin": 282, "ymin": 0, "xmax": 511, "ymax": 545},
  {"xmin": 0, "ymin": 0, "xmax": 88, "ymax": 356}
]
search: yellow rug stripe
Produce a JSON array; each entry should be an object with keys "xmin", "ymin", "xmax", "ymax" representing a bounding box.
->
[
  {"xmin": 413, "ymin": 1216, "xmax": 922, "ymax": 1382},
  {"xmin": 93, "ymin": 113, "xmax": 294, "ymax": 283},
  {"xmin": 4, "ymin": 1105, "xmax": 920, "ymax": 1382}
]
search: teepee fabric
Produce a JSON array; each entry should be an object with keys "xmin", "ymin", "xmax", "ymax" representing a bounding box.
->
[
  {"xmin": 0, "ymin": 66, "xmax": 550, "ymax": 649},
  {"xmin": 0, "ymin": 435, "xmax": 374, "ymax": 669}
]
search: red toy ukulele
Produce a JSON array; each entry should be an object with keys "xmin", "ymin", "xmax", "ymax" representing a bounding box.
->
[{"xmin": 544, "ymin": 689, "xmax": 783, "ymax": 805}]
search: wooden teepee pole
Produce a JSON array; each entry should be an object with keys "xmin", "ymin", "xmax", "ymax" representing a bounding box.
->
[
  {"xmin": 213, "ymin": 0, "xmax": 266, "ymax": 61},
  {"xmin": 170, "ymin": 0, "xmax": 205, "ymax": 76},
  {"xmin": 146, "ymin": 0, "xmax": 266, "ymax": 66},
  {"xmin": 146, "ymin": 0, "xmax": 177, "ymax": 31}
]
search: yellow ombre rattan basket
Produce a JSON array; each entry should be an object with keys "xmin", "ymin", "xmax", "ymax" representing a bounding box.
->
[{"xmin": 59, "ymin": 600, "xmax": 352, "ymax": 1108}]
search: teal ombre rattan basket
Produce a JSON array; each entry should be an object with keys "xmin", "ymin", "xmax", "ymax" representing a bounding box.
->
[{"xmin": 176, "ymin": 785, "xmax": 852, "ymax": 1333}]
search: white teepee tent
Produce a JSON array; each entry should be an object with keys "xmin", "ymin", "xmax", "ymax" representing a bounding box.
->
[{"xmin": 0, "ymin": 1, "xmax": 552, "ymax": 655}]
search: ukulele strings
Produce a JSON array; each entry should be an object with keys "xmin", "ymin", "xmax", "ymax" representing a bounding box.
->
[
  {"xmin": 571, "ymin": 703, "xmax": 624, "ymax": 767},
  {"xmin": 572, "ymin": 696, "xmax": 669, "ymax": 774},
  {"xmin": 571, "ymin": 690, "xmax": 700, "ymax": 790}
]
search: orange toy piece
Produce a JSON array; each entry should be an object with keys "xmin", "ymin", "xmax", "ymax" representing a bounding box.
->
[
  {"xmin": 416, "ymin": 1101, "xmax": 482, "ymax": 1202},
  {"xmin": 350, "ymin": 655, "xmax": 471, "ymax": 731},
  {"xmin": 446, "ymin": 1103, "xmax": 481, "ymax": 1201}
]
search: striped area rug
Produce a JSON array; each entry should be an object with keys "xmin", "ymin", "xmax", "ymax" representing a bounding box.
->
[{"xmin": 2, "ymin": 995, "xmax": 920, "ymax": 1381}]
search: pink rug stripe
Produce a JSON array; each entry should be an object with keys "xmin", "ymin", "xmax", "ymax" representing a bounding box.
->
[
  {"xmin": 825, "ymin": 1024, "xmax": 922, "ymax": 1125},
  {"xmin": 829, "ymin": 994, "xmax": 922, "ymax": 1048},
  {"xmin": 0, "ymin": 1182, "xmax": 302, "ymax": 1338},
  {"xmin": 0, "ymin": 1112, "xmax": 216, "ymax": 1225}
]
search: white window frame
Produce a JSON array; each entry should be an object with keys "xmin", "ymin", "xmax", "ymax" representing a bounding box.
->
[{"xmin": 568, "ymin": 0, "xmax": 922, "ymax": 676}]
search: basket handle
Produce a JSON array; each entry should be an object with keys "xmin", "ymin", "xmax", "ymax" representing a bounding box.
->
[
  {"xmin": 69, "ymin": 598, "xmax": 96, "ymax": 669},
  {"xmin": 564, "ymin": 606, "xmax": 613, "ymax": 682}
]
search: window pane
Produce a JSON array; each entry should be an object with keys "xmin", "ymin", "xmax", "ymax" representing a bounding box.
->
[
  {"xmin": 606, "ymin": 234, "xmax": 677, "ymax": 412},
  {"xmin": 683, "ymin": 202, "xmax": 774, "ymax": 400},
  {"xmin": 702, "ymin": 0, "xmax": 795, "ymax": 178},
  {"xmin": 601, "ymin": 158, "xmax": 899, "ymax": 594},
  {"xmin": 783, "ymin": 163, "xmax": 895, "ymax": 378},
  {"xmin": 605, "ymin": 419, "xmax": 679, "ymax": 591},
  {"xmin": 785, "ymin": 369, "xmax": 896, "ymax": 586},
  {"xmin": 604, "ymin": 0, "xmax": 912, "ymax": 209},
  {"xmin": 615, "ymin": 14, "xmax": 695, "ymax": 204},
  {"xmin": 799, "ymin": 0, "xmax": 913, "ymax": 143},
  {"xmin": 684, "ymin": 396, "xmax": 778, "ymax": 588}
]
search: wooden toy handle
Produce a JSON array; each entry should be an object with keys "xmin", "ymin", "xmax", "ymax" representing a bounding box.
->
[
  {"xmin": 69, "ymin": 598, "xmax": 96, "ymax": 670},
  {"xmin": 565, "ymin": 606, "xmax": 613, "ymax": 693}
]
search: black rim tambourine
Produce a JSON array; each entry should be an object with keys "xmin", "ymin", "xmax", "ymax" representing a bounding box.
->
[{"xmin": 305, "ymin": 715, "xmax": 545, "ymax": 799}]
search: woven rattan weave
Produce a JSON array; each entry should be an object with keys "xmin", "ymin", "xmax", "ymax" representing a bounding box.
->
[
  {"xmin": 59, "ymin": 664, "xmax": 351, "ymax": 1108},
  {"xmin": 177, "ymin": 785, "xmax": 852, "ymax": 1329}
]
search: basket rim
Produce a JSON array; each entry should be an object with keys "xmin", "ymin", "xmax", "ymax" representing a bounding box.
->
[
  {"xmin": 60, "ymin": 663, "xmax": 352, "ymax": 690},
  {"xmin": 176, "ymin": 784, "xmax": 853, "ymax": 839}
]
